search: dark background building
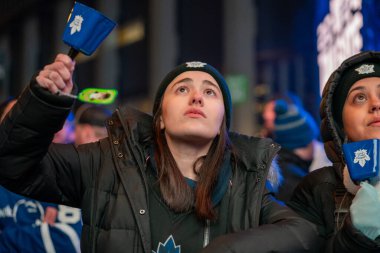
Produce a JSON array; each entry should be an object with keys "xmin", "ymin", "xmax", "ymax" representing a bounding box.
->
[{"xmin": 0, "ymin": 0, "xmax": 367, "ymax": 135}]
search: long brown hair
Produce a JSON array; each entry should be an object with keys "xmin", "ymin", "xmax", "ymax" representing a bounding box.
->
[{"xmin": 153, "ymin": 106, "xmax": 232, "ymax": 220}]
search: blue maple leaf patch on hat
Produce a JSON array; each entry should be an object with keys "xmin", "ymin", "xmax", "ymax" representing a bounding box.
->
[{"xmin": 152, "ymin": 235, "xmax": 181, "ymax": 253}]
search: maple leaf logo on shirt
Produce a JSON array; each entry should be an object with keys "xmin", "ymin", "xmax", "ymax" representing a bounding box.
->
[{"xmin": 152, "ymin": 235, "xmax": 181, "ymax": 253}]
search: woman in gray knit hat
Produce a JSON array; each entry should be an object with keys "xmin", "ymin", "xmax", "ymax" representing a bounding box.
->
[
  {"xmin": 288, "ymin": 51, "xmax": 380, "ymax": 252},
  {"xmin": 0, "ymin": 54, "xmax": 319, "ymax": 253}
]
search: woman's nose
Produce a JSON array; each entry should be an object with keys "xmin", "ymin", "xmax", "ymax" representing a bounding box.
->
[
  {"xmin": 190, "ymin": 91, "xmax": 203, "ymax": 105},
  {"xmin": 370, "ymin": 100, "xmax": 380, "ymax": 112}
]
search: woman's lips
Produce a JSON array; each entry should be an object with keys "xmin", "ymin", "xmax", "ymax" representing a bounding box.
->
[
  {"xmin": 368, "ymin": 119, "xmax": 380, "ymax": 127},
  {"xmin": 185, "ymin": 108, "xmax": 206, "ymax": 118}
]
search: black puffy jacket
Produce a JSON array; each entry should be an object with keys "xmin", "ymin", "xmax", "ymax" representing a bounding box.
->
[
  {"xmin": 288, "ymin": 51, "xmax": 380, "ymax": 252},
  {"xmin": 0, "ymin": 79, "xmax": 319, "ymax": 253}
]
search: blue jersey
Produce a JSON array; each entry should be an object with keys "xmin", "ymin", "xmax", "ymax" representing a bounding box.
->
[{"xmin": 0, "ymin": 186, "xmax": 82, "ymax": 252}]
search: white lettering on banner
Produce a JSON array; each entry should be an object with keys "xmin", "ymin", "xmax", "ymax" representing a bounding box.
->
[
  {"xmin": 57, "ymin": 205, "xmax": 81, "ymax": 224},
  {"xmin": 0, "ymin": 205, "xmax": 12, "ymax": 218},
  {"xmin": 0, "ymin": 202, "xmax": 81, "ymax": 225},
  {"xmin": 317, "ymin": 0, "xmax": 363, "ymax": 94},
  {"xmin": 13, "ymin": 199, "xmax": 44, "ymax": 226}
]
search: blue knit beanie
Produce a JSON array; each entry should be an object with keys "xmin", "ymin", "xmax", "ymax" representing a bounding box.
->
[
  {"xmin": 152, "ymin": 61, "xmax": 232, "ymax": 129},
  {"xmin": 273, "ymin": 99, "xmax": 318, "ymax": 150}
]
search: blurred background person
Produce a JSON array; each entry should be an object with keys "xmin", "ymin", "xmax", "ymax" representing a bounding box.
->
[
  {"xmin": 0, "ymin": 98, "xmax": 82, "ymax": 253},
  {"xmin": 260, "ymin": 98, "xmax": 276, "ymax": 139},
  {"xmin": 74, "ymin": 104, "xmax": 112, "ymax": 145},
  {"xmin": 53, "ymin": 111, "xmax": 75, "ymax": 144},
  {"xmin": 264, "ymin": 94, "xmax": 331, "ymax": 202}
]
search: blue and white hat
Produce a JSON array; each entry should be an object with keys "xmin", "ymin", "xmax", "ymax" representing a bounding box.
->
[{"xmin": 273, "ymin": 99, "xmax": 318, "ymax": 150}]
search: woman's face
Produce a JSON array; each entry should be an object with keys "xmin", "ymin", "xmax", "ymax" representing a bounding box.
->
[
  {"xmin": 160, "ymin": 71, "xmax": 225, "ymax": 145},
  {"xmin": 342, "ymin": 77, "xmax": 380, "ymax": 142}
]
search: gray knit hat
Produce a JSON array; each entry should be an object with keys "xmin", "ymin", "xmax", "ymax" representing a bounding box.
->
[{"xmin": 152, "ymin": 61, "xmax": 232, "ymax": 129}]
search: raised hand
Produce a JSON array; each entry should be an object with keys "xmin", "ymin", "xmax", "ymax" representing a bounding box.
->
[{"xmin": 36, "ymin": 54, "xmax": 75, "ymax": 95}]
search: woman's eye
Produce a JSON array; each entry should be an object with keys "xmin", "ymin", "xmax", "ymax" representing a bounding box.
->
[
  {"xmin": 205, "ymin": 89, "xmax": 216, "ymax": 96},
  {"xmin": 177, "ymin": 86, "xmax": 188, "ymax": 93},
  {"xmin": 353, "ymin": 93, "xmax": 367, "ymax": 104}
]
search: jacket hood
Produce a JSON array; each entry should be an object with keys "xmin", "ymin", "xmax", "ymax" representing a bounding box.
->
[{"xmin": 320, "ymin": 51, "xmax": 380, "ymax": 179}]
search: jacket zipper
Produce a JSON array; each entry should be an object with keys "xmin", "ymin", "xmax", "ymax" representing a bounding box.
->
[{"xmin": 203, "ymin": 219, "xmax": 210, "ymax": 247}]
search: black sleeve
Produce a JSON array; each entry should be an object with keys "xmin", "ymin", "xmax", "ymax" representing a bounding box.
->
[
  {"xmin": 0, "ymin": 78, "xmax": 83, "ymax": 207},
  {"xmin": 200, "ymin": 190, "xmax": 321, "ymax": 253},
  {"xmin": 287, "ymin": 172, "xmax": 337, "ymax": 239}
]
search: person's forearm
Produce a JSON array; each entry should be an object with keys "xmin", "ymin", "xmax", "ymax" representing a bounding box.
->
[{"xmin": 0, "ymin": 77, "xmax": 74, "ymax": 191}]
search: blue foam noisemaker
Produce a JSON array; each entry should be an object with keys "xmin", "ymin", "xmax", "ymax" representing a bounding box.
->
[
  {"xmin": 63, "ymin": 2, "xmax": 116, "ymax": 58},
  {"xmin": 343, "ymin": 139, "xmax": 380, "ymax": 182}
]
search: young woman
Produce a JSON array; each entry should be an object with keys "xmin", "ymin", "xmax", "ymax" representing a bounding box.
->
[
  {"xmin": 0, "ymin": 54, "xmax": 318, "ymax": 253},
  {"xmin": 288, "ymin": 51, "xmax": 380, "ymax": 252}
]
